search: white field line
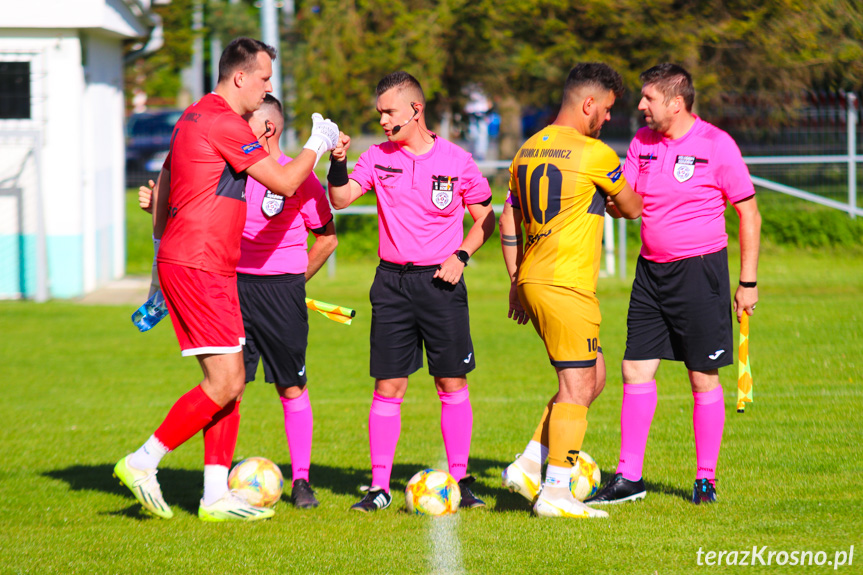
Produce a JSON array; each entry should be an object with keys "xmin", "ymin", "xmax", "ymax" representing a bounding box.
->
[{"xmin": 428, "ymin": 456, "xmax": 464, "ymax": 575}]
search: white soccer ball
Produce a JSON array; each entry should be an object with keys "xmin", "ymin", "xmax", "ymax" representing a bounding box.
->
[
  {"xmin": 405, "ymin": 468, "xmax": 461, "ymax": 516},
  {"xmin": 228, "ymin": 456, "xmax": 284, "ymax": 507},
  {"xmin": 570, "ymin": 451, "xmax": 601, "ymax": 501}
]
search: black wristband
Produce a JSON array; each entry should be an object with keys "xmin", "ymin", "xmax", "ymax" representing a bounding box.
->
[
  {"xmin": 327, "ymin": 157, "xmax": 349, "ymax": 187},
  {"xmin": 739, "ymin": 280, "xmax": 757, "ymax": 288}
]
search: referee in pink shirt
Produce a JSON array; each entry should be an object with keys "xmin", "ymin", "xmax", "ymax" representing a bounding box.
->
[
  {"xmin": 328, "ymin": 71, "xmax": 496, "ymax": 512},
  {"xmin": 587, "ymin": 64, "xmax": 762, "ymax": 506}
]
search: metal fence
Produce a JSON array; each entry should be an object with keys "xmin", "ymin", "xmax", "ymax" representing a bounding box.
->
[{"xmin": 328, "ymin": 92, "xmax": 862, "ymax": 278}]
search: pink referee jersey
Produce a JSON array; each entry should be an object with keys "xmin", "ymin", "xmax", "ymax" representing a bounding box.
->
[
  {"xmin": 236, "ymin": 153, "xmax": 332, "ymax": 275},
  {"xmin": 624, "ymin": 116, "xmax": 755, "ymax": 263},
  {"xmin": 349, "ymin": 136, "xmax": 491, "ymax": 266}
]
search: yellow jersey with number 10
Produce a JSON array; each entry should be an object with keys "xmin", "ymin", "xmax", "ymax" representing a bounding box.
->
[{"xmin": 508, "ymin": 125, "xmax": 626, "ymax": 292}]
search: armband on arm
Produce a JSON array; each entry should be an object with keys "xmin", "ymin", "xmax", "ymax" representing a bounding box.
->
[{"xmin": 501, "ymin": 233, "xmax": 521, "ymax": 247}]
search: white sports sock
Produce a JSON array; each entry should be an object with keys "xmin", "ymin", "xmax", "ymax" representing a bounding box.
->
[
  {"xmin": 543, "ymin": 464, "xmax": 571, "ymax": 491},
  {"xmin": 522, "ymin": 440, "xmax": 548, "ymax": 465},
  {"xmin": 202, "ymin": 465, "xmax": 230, "ymax": 506},
  {"xmin": 128, "ymin": 435, "xmax": 169, "ymax": 470}
]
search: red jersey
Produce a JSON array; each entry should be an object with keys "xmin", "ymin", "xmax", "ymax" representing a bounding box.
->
[{"xmin": 158, "ymin": 93, "xmax": 269, "ymax": 275}]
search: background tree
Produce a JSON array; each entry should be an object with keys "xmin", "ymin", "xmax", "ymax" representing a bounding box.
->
[
  {"xmin": 125, "ymin": 0, "xmax": 195, "ymax": 108},
  {"xmin": 127, "ymin": 0, "xmax": 863, "ymax": 138}
]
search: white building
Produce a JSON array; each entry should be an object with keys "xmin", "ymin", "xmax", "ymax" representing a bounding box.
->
[{"xmin": 0, "ymin": 0, "xmax": 158, "ymax": 299}]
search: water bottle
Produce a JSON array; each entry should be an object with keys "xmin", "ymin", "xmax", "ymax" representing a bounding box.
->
[{"xmin": 131, "ymin": 289, "xmax": 169, "ymax": 332}]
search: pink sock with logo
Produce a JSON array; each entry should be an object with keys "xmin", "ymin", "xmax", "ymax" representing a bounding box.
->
[
  {"xmin": 281, "ymin": 388, "xmax": 313, "ymax": 484},
  {"xmin": 369, "ymin": 392, "xmax": 402, "ymax": 493},
  {"xmin": 693, "ymin": 385, "xmax": 725, "ymax": 483},
  {"xmin": 616, "ymin": 380, "xmax": 657, "ymax": 482},
  {"xmin": 438, "ymin": 386, "xmax": 472, "ymax": 482}
]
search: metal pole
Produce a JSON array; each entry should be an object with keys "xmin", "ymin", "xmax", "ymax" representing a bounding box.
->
[
  {"xmin": 603, "ymin": 214, "xmax": 615, "ymax": 276},
  {"xmin": 210, "ymin": 35, "xmax": 222, "ymax": 92},
  {"xmin": 33, "ymin": 131, "xmax": 48, "ymax": 301},
  {"xmin": 190, "ymin": 1, "xmax": 204, "ymax": 99},
  {"xmin": 261, "ymin": 0, "xmax": 281, "ymax": 102},
  {"xmin": 848, "ymin": 92, "xmax": 858, "ymax": 219},
  {"xmin": 327, "ymin": 212, "xmax": 336, "ymax": 277},
  {"xmin": 282, "ymin": 0, "xmax": 298, "ymax": 151},
  {"xmin": 617, "ymin": 217, "xmax": 627, "ymax": 280}
]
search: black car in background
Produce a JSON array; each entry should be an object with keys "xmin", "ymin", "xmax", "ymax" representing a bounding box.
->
[{"xmin": 125, "ymin": 110, "xmax": 182, "ymax": 186}]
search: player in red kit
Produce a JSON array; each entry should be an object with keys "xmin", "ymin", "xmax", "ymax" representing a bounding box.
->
[{"xmin": 114, "ymin": 37, "xmax": 343, "ymax": 521}]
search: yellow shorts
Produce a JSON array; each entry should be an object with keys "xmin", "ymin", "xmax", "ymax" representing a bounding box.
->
[{"xmin": 517, "ymin": 283, "xmax": 601, "ymax": 368}]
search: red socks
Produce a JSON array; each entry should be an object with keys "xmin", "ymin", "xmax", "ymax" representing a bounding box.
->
[
  {"xmin": 154, "ymin": 385, "xmax": 223, "ymax": 451},
  {"xmin": 203, "ymin": 398, "xmax": 242, "ymax": 467}
]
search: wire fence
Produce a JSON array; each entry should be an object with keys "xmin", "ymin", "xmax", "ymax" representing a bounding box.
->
[{"xmin": 329, "ymin": 92, "xmax": 862, "ymax": 278}]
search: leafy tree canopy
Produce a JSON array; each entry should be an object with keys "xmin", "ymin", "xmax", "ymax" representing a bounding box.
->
[{"xmin": 127, "ymin": 0, "xmax": 863, "ymax": 131}]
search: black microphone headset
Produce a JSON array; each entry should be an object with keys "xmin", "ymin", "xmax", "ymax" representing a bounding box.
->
[{"xmin": 391, "ymin": 102, "xmax": 418, "ymax": 135}]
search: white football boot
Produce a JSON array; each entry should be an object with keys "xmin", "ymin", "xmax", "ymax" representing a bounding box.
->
[
  {"xmin": 198, "ymin": 491, "xmax": 275, "ymax": 522},
  {"xmin": 534, "ymin": 492, "xmax": 610, "ymax": 519},
  {"xmin": 501, "ymin": 458, "xmax": 542, "ymax": 503}
]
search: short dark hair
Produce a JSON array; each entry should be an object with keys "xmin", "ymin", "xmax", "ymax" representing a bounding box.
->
[
  {"xmin": 376, "ymin": 71, "xmax": 425, "ymax": 104},
  {"xmin": 218, "ymin": 37, "xmax": 277, "ymax": 83},
  {"xmin": 260, "ymin": 93, "xmax": 283, "ymax": 116},
  {"xmin": 562, "ymin": 63, "xmax": 625, "ymax": 107},
  {"xmin": 640, "ymin": 63, "xmax": 695, "ymax": 112}
]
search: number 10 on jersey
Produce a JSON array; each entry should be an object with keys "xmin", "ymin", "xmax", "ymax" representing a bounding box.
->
[{"xmin": 517, "ymin": 163, "xmax": 563, "ymax": 225}]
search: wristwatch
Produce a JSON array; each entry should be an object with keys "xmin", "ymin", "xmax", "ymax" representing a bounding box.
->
[{"xmin": 454, "ymin": 250, "xmax": 470, "ymax": 266}]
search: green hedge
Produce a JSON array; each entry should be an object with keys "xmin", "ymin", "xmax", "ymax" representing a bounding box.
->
[
  {"xmin": 727, "ymin": 191, "xmax": 863, "ymax": 249},
  {"xmin": 126, "ymin": 188, "xmax": 863, "ymax": 275}
]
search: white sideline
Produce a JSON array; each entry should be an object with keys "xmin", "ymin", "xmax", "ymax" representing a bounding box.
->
[
  {"xmin": 429, "ymin": 457, "xmax": 465, "ymax": 575},
  {"xmin": 430, "ymin": 514, "xmax": 463, "ymax": 575}
]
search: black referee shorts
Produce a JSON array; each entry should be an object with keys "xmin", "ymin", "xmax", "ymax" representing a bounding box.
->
[
  {"xmin": 369, "ymin": 260, "xmax": 476, "ymax": 379},
  {"xmin": 237, "ymin": 272, "xmax": 309, "ymax": 388},
  {"xmin": 624, "ymin": 249, "xmax": 734, "ymax": 372}
]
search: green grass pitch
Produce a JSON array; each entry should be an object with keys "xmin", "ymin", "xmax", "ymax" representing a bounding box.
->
[{"xmin": 1, "ymin": 227, "xmax": 861, "ymax": 573}]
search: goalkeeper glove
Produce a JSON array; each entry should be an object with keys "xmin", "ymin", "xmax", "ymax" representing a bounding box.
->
[{"xmin": 304, "ymin": 113, "xmax": 339, "ymax": 167}]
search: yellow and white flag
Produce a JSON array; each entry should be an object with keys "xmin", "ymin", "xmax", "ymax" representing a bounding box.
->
[
  {"xmin": 737, "ymin": 312, "xmax": 753, "ymax": 413},
  {"xmin": 305, "ymin": 298, "xmax": 356, "ymax": 326}
]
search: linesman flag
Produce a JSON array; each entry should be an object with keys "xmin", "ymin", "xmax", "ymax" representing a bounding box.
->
[
  {"xmin": 305, "ymin": 298, "xmax": 356, "ymax": 325},
  {"xmin": 737, "ymin": 312, "xmax": 753, "ymax": 413}
]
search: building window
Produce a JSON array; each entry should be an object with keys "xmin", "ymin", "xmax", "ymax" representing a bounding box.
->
[{"xmin": 0, "ymin": 62, "xmax": 31, "ymax": 120}]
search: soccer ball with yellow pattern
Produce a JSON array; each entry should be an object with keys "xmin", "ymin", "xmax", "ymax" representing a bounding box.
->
[
  {"xmin": 228, "ymin": 457, "xmax": 284, "ymax": 508},
  {"xmin": 570, "ymin": 451, "xmax": 601, "ymax": 501},
  {"xmin": 405, "ymin": 469, "xmax": 461, "ymax": 516}
]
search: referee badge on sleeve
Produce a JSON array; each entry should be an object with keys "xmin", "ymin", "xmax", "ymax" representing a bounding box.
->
[
  {"xmin": 262, "ymin": 190, "xmax": 284, "ymax": 217},
  {"xmin": 431, "ymin": 175, "xmax": 457, "ymax": 210},
  {"xmin": 673, "ymin": 155, "xmax": 696, "ymax": 182}
]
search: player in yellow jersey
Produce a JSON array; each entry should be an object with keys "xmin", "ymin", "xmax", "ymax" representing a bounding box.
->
[{"xmin": 500, "ymin": 63, "xmax": 642, "ymax": 518}]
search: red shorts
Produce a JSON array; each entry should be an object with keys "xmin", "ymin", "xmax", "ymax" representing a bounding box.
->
[{"xmin": 158, "ymin": 262, "xmax": 244, "ymax": 356}]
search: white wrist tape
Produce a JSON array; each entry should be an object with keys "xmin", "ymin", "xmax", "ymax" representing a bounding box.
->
[{"xmin": 303, "ymin": 135, "xmax": 328, "ymax": 167}]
